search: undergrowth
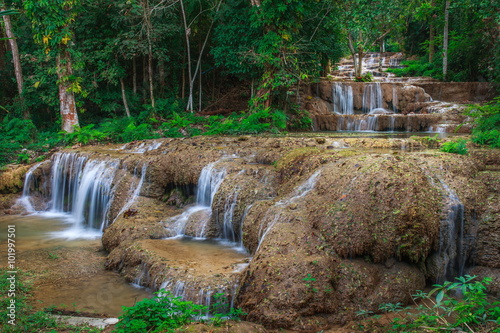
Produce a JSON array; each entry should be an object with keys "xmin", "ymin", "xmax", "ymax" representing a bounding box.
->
[
  {"xmin": 440, "ymin": 138, "xmax": 469, "ymax": 155},
  {"xmin": 466, "ymin": 97, "xmax": 500, "ymax": 148},
  {"xmin": 0, "ymin": 106, "xmax": 297, "ymax": 168},
  {"xmin": 113, "ymin": 290, "xmax": 246, "ymax": 333},
  {"xmin": 357, "ymin": 275, "xmax": 500, "ymax": 332}
]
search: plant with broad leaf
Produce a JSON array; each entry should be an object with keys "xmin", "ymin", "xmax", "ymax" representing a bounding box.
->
[{"xmin": 374, "ymin": 275, "xmax": 500, "ymax": 332}]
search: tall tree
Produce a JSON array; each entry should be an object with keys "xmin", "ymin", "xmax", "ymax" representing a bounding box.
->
[
  {"xmin": 0, "ymin": 3, "xmax": 26, "ymax": 118},
  {"xmin": 338, "ymin": 0, "xmax": 407, "ymax": 78},
  {"xmin": 442, "ymin": 0, "xmax": 450, "ymax": 81},
  {"xmin": 248, "ymin": 0, "xmax": 308, "ymax": 109},
  {"xmin": 23, "ymin": 0, "xmax": 81, "ymax": 132}
]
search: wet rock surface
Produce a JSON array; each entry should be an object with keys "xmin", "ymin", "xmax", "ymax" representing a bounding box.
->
[{"xmin": 1, "ymin": 136, "xmax": 499, "ymax": 331}]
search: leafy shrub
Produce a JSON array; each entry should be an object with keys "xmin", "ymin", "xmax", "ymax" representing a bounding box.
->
[
  {"xmin": 466, "ymin": 98, "xmax": 500, "ymax": 148},
  {"xmin": 119, "ymin": 122, "xmax": 159, "ymax": 142},
  {"xmin": 61, "ymin": 124, "xmax": 107, "ymax": 145},
  {"xmin": 203, "ymin": 108, "xmax": 272, "ymax": 135},
  {"xmin": 114, "ymin": 290, "xmax": 205, "ymax": 333},
  {"xmin": 440, "ymin": 138, "xmax": 468, "ymax": 155},
  {"xmin": 411, "ymin": 134, "xmax": 441, "ymax": 148},
  {"xmin": 0, "ymin": 117, "xmax": 38, "ymax": 166},
  {"xmin": 386, "ymin": 58, "xmax": 442, "ymax": 79},
  {"xmin": 374, "ymin": 275, "xmax": 500, "ymax": 332},
  {"xmin": 209, "ymin": 293, "xmax": 246, "ymax": 326},
  {"xmin": 354, "ymin": 72, "xmax": 373, "ymax": 82}
]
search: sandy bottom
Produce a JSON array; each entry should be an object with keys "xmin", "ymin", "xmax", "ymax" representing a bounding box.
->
[
  {"xmin": 0, "ymin": 214, "xmax": 151, "ymax": 317},
  {"xmin": 139, "ymin": 237, "xmax": 251, "ymax": 277}
]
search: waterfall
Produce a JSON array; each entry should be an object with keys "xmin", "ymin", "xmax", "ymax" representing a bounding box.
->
[
  {"xmin": 17, "ymin": 162, "xmax": 43, "ymax": 212},
  {"xmin": 389, "ymin": 116, "xmax": 396, "ymax": 132},
  {"xmin": 50, "ymin": 153, "xmax": 87, "ymax": 213},
  {"xmin": 256, "ymin": 170, "xmax": 321, "ymax": 252},
  {"xmin": 219, "ymin": 189, "xmax": 240, "ymax": 242},
  {"xmin": 436, "ymin": 179, "xmax": 465, "ymax": 283},
  {"xmin": 197, "ymin": 162, "xmax": 227, "ymax": 207},
  {"xmin": 120, "ymin": 140, "xmax": 163, "ymax": 153},
  {"xmin": 332, "ymin": 82, "xmax": 354, "ymax": 115},
  {"xmin": 111, "ymin": 163, "xmax": 148, "ymax": 228},
  {"xmin": 16, "ymin": 152, "xmax": 153, "ymax": 238},
  {"xmin": 392, "ymin": 85, "xmax": 399, "ymax": 112},
  {"xmin": 164, "ymin": 160, "xmax": 227, "ymax": 238},
  {"xmin": 423, "ymin": 172, "xmax": 466, "ymax": 283},
  {"xmin": 337, "ymin": 115, "xmax": 379, "ymax": 131},
  {"xmin": 45, "ymin": 153, "xmax": 120, "ymax": 237},
  {"xmin": 362, "ymin": 83, "xmax": 383, "ymax": 113}
]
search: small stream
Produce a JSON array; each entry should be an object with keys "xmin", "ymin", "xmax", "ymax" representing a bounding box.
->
[{"xmin": 0, "ymin": 214, "xmax": 152, "ymax": 317}]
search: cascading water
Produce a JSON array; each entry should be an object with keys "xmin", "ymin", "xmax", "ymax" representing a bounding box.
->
[
  {"xmin": 422, "ymin": 171, "xmax": 466, "ymax": 283},
  {"xmin": 18, "ymin": 162, "xmax": 44, "ymax": 212},
  {"xmin": 196, "ymin": 162, "xmax": 227, "ymax": 207},
  {"xmin": 337, "ymin": 115, "xmax": 380, "ymax": 131},
  {"xmin": 362, "ymin": 82, "xmax": 383, "ymax": 113},
  {"xmin": 256, "ymin": 170, "xmax": 321, "ymax": 252},
  {"xmin": 332, "ymin": 82, "xmax": 354, "ymax": 115},
  {"xmin": 48, "ymin": 153, "xmax": 120, "ymax": 238},
  {"xmin": 392, "ymin": 85, "xmax": 399, "ymax": 112},
  {"xmin": 435, "ymin": 179, "xmax": 465, "ymax": 283},
  {"xmin": 218, "ymin": 189, "xmax": 240, "ymax": 242},
  {"xmin": 111, "ymin": 163, "xmax": 148, "ymax": 228},
  {"xmin": 18, "ymin": 152, "xmax": 149, "ymax": 238},
  {"xmin": 163, "ymin": 160, "xmax": 227, "ymax": 238}
]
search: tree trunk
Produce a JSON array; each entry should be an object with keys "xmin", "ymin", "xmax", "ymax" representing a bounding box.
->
[
  {"xmin": 148, "ymin": 49, "xmax": 155, "ymax": 108},
  {"xmin": 159, "ymin": 59, "xmax": 165, "ymax": 94},
  {"xmin": 429, "ymin": 0, "xmax": 435, "ymax": 63},
  {"xmin": 190, "ymin": 0, "xmax": 223, "ymax": 112},
  {"xmin": 429, "ymin": 24, "xmax": 435, "ymax": 62},
  {"xmin": 442, "ymin": 0, "xmax": 450, "ymax": 81},
  {"xmin": 181, "ymin": 53, "xmax": 185, "ymax": 99},
  {"xmin": 180, "ymin": 0, "xmax": 193, "ymax": 111},
  {"xmin": 1, "ymin": 7, "xmax": 27, "ymax": 118},
  {"xmin": 132, "ymin": 57, "xmax": 137, "ymax": 95},
  {"xmin": 347, "ymin": 32, "xmax": 363, "ymax": 78},
  {"xmin": 120, "ymin": 77, "xmax": 131, "ymax": 117},
  {"xmin": 143, "ymin": 56, "xmax": 147, "ymax": 99},
  {"xmin": 56, "ymin": 52, "xmax": 79, "ymax": 133},
  {"xmin": 356, "ymin": 51, "xmax": 364, "ymax": 78},
  {"xmin": 198, "ymin": 58, "xmax": 202, "ymax": 112},
  {"xmin": 142, "ymin": 0, "xmax": 155, "ymax": 108}
]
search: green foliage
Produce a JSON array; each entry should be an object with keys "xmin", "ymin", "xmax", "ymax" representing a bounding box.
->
[
  {"xmin": 440, "ymin": 139, "xmax": 468, "ymax": 155},
  {"xmin": 411, "ymin": 134, "xmax": 441, "ymax": 148},
  {"xmin": 114, "ymin": 289, "xmax": 246, "ymax": 333},
  {"xmin": 354, "ymin": 72, "xmax": 373, "ymax": 82},
  {"xmin": 210, "ymin": 293, "xmax": 246, "ymax": 327},
  {"xmin": 0, "ymin": 117, "xmax": 37, "ymax": 166},
  {"xmin": 60, "ymin": 118, "xmax": 160, "ymax": 144},
  {"xmin": 203, "ymin": 108, "xmax": 277, "ymax": 135},
  {"xmin": 302, "ymin": 273, "xmax": 319, "ymax": 293},
  {"xmin": 374, "ymin": 275, "xmax": 500, "ymax": 332},
  {"xmin": 386, "ymin": 58, "xmax": 442, "ymax": 79},
  {"xmin": 62, "ymin": 124, "xmax": 106, "ymax": 145},
  {"xmin": 114, "ymin": 290, "xmax": 205, "ymax": 333},
  {"xmin": 466, "ymin": 98, "xmax": 500, "ymax": 148}
]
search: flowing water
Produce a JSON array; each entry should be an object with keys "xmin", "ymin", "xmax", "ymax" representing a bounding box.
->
[
  {"xmin": 0, "ymin": 214, "xmax": 151, "ymax": 316},
  {"xmin": 163, "ymin": 160, "xmax": 228, "ymax": 238}
]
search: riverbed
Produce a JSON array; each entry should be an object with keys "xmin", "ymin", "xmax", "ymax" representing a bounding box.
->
[{"xmin": 0, "ymin": 214, "xmax": 152, "ymax": 317}]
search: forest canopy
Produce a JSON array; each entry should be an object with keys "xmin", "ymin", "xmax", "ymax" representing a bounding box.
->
[{"xmin": 0, "ymin": 0, "xmax": 499, "ymax": 165}]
